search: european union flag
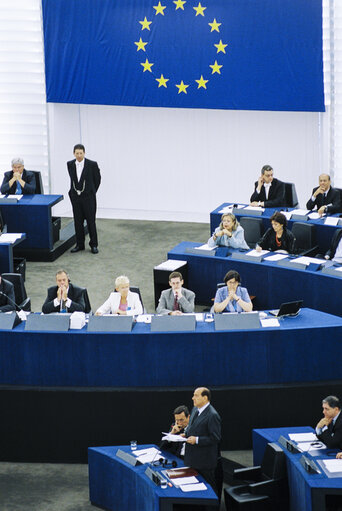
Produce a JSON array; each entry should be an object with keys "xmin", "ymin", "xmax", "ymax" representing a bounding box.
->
[{"xmin": 42, "ymin": 0, "xmax": 324, "ymax": 112}]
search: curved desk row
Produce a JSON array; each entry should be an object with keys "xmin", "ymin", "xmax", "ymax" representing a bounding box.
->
[
  {"xmin": 210, "ymin": 202, "xmax": 342, "ymax": 253},
  {"xmin": 168, "ymin": 241, "xmax": 342, "ymax": 317},
  {"xmin": 1, "ymin": 308, "xmax": 342, "ymax": 387}
]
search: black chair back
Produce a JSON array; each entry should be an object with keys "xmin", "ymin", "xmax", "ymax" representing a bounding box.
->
[
  {"xmin": 261, "ymin": 442, "xmax": 287, "ymax": 479},
  {"xmin": 130, "ymin": 286, "xmax": 144, "ymax": 312},
  {"xmin": 82, "ymin": 288, "xmax": 92, "ymax": 313},
  {"xmin": 291, "ymin": 222, "xmax": 316, "ymax": 252},
  {"xmin": 239, "ymin": 217, "xmax": 263, "ymax": 248},
  {"xmin": 1, "ymin": 273, "xmax": 31, "ymax": 311},
  {"xmin": 29, "ymin": 170, "xmax": 44, "ymax": 194},
  {"xmin": 284, "ymin": 182, "xmax": 299, "ymax": 208}
]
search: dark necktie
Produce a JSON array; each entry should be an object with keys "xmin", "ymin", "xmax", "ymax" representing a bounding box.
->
[
  {"xmin": 173, "ymin": 294, "xmax": 179, "ymax": 311},
  {"xmin": 191, "ymin": 409, "xmax": 199, "ymax": 425}
]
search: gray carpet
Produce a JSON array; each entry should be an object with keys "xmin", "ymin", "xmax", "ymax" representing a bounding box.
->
[{"xmin": 2, "ymin": 218, "xmax": 252, "ymax": 511}]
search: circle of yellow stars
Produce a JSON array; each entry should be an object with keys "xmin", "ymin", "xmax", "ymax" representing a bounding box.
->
[{"xmin": 134, "ymin": 2, "xmax": 228, "ymax": 94}]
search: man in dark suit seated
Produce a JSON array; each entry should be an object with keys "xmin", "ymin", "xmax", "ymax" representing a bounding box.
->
[
  {"xmin": 42, "ymin": 269, "xmax": 85, "ymax": 314},
  {"xmin": 0, "ymin": 157, "xmax": 36, "ymax": 195},
  {"xmin": 156, "ymin": 271, "xmax": 195, "ymax": 315},
  {"xmin": 184, "ymin": 387, "xmax": 222, "ymax": 500},
  {"xmin": 306, "ymin": 174, "xmax": 341, "ymax": 216},
  {"xmin": 160, "ymin": 405, "xmax": 190, "ymax": 458},
  {"xmin": 250, "ymin": 164, "xmax": 285, "ymax": 207},
  {"xmin": 316, "ymin": 395, "xmax": 342, "ymax": 450},
  {"xmin": 0, "ymin": 276, "xmax": 16, "ymax": 312},
  {"xmin": 324, "ymin": 229, "xmax": 342, "ymax": 264}
]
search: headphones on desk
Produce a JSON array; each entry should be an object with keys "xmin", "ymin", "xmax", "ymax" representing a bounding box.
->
[{"xmin": 152, "ymin": 457, "xmax": 178, "ymax": 468}]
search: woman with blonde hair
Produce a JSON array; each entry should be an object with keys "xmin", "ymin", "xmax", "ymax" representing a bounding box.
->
[
  {"xmin": 208, "ymin": 213, "xmax": 249, "ymax": 249},
  {"xmin": 95, "ymin": 275, "xmax": 143, "ymax": 316}
]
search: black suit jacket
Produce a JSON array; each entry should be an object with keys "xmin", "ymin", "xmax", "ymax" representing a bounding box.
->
[
  {"xmin": 0, "ymin": 278, "xmax": 16, "ymax": 312},
  {"xmin": 317, "ymin": 412, "xmax": 342, "ymax": 449},
  {"xmin": 326, "ymin": 229, "xmax": 342, "ymax": 260},
  {"xmin": 306, "ymin": 187, "xmax": 341, "ymax": 215},
  {"xmin": 67, "ymin": 158, "xmax": 101, "ymax": 199},
  {"xmin": 184, "ymin": 404, "xmax": 221, "ymax": 470},
  {"xmin": 250, "ymin": 178, "xmax": 285, "ymax": 207},
  {"xmin": 42, "ymin": 283, "xmax": 86, "ymax": 314},
  {"xmin": 0, "ymin": 169, "xmax": 36, "ymax": 195}
]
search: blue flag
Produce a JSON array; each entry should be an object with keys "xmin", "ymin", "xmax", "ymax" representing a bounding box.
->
[{"xmin": 42, "ymin": 0, "xmax": 324, "ymax": 112}]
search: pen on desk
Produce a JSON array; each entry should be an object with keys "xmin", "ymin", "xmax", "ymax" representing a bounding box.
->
[{"xmin": 167, "ymin": 482, "xmax": 172, "ymax": 487}]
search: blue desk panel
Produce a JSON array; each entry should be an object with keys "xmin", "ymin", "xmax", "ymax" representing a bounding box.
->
[
  {"xmin": 1, "ymin": 309, "xmax": 342, "ymax": 387},
  {"xmin": 1, "ymin": 195, "xmax": 63, "ymax": 249},
  {"xmin": 0, "ymin": 234, "xmax": 25, "ymax": 273},
  {"xmin": 210, "ymin": 203, "xmax": 342, "ymax": 253},
  {"xmin": 168, "ymin": 241, "xmax": 342, "ymax": 316},
  {"xmin": 88, "ymin": 444, "xmax": 218, "ymax": 511},
  {"xmin": 253, "ymin": 427, "xmax": 342, "ymax": 511}
]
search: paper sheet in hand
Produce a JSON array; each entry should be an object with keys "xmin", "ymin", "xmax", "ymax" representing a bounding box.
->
[
  {"xmin": 289, "ymin": 433, "xmax": 318, "ymax": 442},
  {"xmin": 161, "ymin": 432, "xmax": 186, "ymax": 442},
  {"xmin": 261, "ymin": 318, "xmax": 280, "ymax": 328},
  {"xmin": 180, "ymin": 482, "xmax": 207, "ymax": 492},
  {"xmin": 322, "ymin": 459, "xmax": 342, "ymax": 473}
]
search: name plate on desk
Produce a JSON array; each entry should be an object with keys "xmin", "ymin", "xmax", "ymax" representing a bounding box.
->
[
  {"xmin": 87, "ymin": 315, "xmax": 133, "ymax": 332},
  {"xmin": 231, "ymin": 251, "xmax": 263, "ymax": 263},
  {"xmin": 233, "ymin": 207, "xmax": 263, "ymax": 217},
  {"xmin": 0, "ymin": 197, "xmax": 19, "ymax": 204},
  {"xmin": 116, "ymin": 449, "xmax": 141, "ymax": 467},
  {"xmin": 214, "ymin": 312, "xmax": 260, "ymax": 331},
  {"xmin": 25, "ymin": 314, "xmax": 70, "ymax": 332},
  {"xmin": 0, "ymin": 311, "xmax": 21, "ymax": 330},
  {"xmin": 185, "ymin": 246, "xmax": 216, "ymax": 256},
  {"xmin": 321, "ymin": 266, "xmax": 342, "ymax": 278},
  {"xmin": 151, "ymin": 315, "xmax": 196, "ymax": 332},
  {"xmin": 277, "ymin": 259, "xmax": 307, "ymax": 270},
  {"xmin": 291, "ymin": 214, "xmax": 308, "ymax": 221}
]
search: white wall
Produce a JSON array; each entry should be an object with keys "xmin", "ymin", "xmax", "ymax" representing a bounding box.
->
[{"xmin": 48, "ymin": 103, "xmax": 328, "ymax": 223}]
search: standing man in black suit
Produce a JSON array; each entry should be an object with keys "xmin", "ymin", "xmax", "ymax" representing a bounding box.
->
[
  {"xmin": 67, "ymin": 144, "xmax": 101, "ymax": 254},
  {"xmin": 250, "ymin": 164, "xmax": 285, "ymax": 208},
  {"xmin": 316, "ymin": 395, "xmax": 342, "ymax": 450},
  {"xmin": 42, "ymin": 269, "xmax": 85, "ymax": 314},
  {"xmin": 0, "ymin": 157, "xmax": 36, "ymax": 195},
  {"xmin": 306, "ymin": 174, "xmax": 341, "ymax": 216},
  {"xmin": 184, "ymin": 387, "xmax": 222, "ymax": 498}
]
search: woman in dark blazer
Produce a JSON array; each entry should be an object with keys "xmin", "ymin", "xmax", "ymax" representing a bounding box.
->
[{"xmin": 256, "ymin": 211, "xmax": 296, "ymax": 253}]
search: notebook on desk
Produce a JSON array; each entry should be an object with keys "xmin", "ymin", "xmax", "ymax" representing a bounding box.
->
[{"xmin": 269, "ymin": 300, "xmax": 303, "ymax": 318}]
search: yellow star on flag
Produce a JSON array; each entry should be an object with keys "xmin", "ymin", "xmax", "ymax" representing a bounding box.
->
[
  {"xmin": 193, "ymin": 2, "xmax": 206, "ymax": 16},
  {"xmin": 139, "ymin": 17, "xmax": 152, "ymax": 31},
  {"xmin": 176, "ymin": 81, "xmax": 189, "ymax": 94},
  {"xmin": 214, "ymin": 40, "xmax": 228, "ymax": 54},
  {"xmin": 156, "ymin": 74, "xmax": 169, "ymax": 88},
  {"xmin": 141, "ymin": 59, "xmax": 154, "ymax": 72},
  {"xmin": 210, "ymin": 60, "xmax": 222, "ymax": 74},
  {"xmin": 174, "ymin": 0, "xmax": 186, "ymax": 10},
  {"xmin": 195, "ymin": 75, "xmax": 209, "ymax": 89},
  {"xmin": 153, "ymin": 2, "xmax": 166, "ymax": 15},
  {"xmin": 135, "ymin": 38, "xmax": 148, "ymax": 52},
  {"xmin": 208, "ymin": 19, "xmax": 221, "ymax": 32}
]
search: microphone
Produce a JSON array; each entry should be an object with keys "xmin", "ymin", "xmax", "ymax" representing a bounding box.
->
[{"xmin": 0, "ymin": 291, "xmax": 22, "ymax": 312}]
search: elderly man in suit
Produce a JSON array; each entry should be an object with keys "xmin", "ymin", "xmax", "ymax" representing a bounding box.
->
[
  {"xmin": 306, "ymin": 174, "xmax": 341, "ymax": 216},
  {"xmin": 67, "ymin": 144, "xmax": 101, "ymax": 254},
  {"xmin": 156, "ymin": 271, "xmax": 195, "ymax": 315},
  {"xmin": 316, "ymin": 395, "xmax": 342, "ymax": 450},
  {"xmin": 250, "ymin": 164, "xmax": 285, "ymax": 208},
  {"xmin": 1, "ymin": 157, "xmax": 36, "ymax": 195},
  {"xmin": 184, "ymin": 387, "xmax": 222, "ymax": 500},
  {"xmin": 42, "ymin": 269, "xmax": 85, "ymax": 314}
]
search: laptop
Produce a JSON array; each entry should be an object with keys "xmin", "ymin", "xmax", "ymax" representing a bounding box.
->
[{"xmin": 269, "ymin": 300, "xmax": 303, "ymax": 318}]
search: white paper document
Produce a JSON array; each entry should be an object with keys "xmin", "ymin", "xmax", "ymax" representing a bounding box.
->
[
  {"xmin": 172, "ymin": 476, "xmax": 199, "ymax": 486},
  {"xmin": 288, "ymin": 433, "xmax": 318, "ymax": 442},
  {"xmin": 161, "ymin": 432, "xmax": 186, "ymax": 443},
  {"xmin": 296, "ymin": 441, "xmax": 325, "ymax": 452},
  {"xmin": 243, "ymin": 206, "xmax": 265, "ymax": 212},
  {"xmin": 133, "ymin": 447, "xmax": 161, "ymax": 463},
  {"xmin": 246, "ymin": 249, "xmax": 269, "ymax": 257},
  {"xmin": 280, "ymin": 211, "xmax": 292, "ymax": 220},
  {"xmin": 180, "ymin": 482, "xmax": 207, "ymax": 492},
  {"xmin": 136, "ymin": 314, "xmax": 152, "ymax": 323},
  {"xmin": 324, "ymin": 216, "xmax": 339, "ymax": 226},
  {"xmin": 290, "ymin": 256, "xmax": 326, "ymax": 266},
  {"xmin": 264, "ymin": 253, "xmax": 288, "ymax": 261},
  {"xmin": 322, "ymin": 459, "xmax": 342, "ymax": 473},
  {"xmin": 219, "ymin": 204, "xmax": 245, "ymax": 213},
  {"xmin": 308, "ymin": 212, "xmax": 321, "ymax": 220},
  {"xmin": 193, "ymin": 244, "xmax": 216, "ymax": 251},
  {"xmin": 7, "ymin": 194, "xmax": 22, "ymax": 200},
  {"xmin": 291, "ymin": 209, "xmax": 310, "ymax": 216},
  {"xmin": 261, "ymin": 318, "xmax": 280, "ymax": 328},
  {"xmin": 154, "ymin": 259, "xmax": 187, "ymax": 271},
  {"xmin": 0, "ymin": 233, "xmax": 23, "ymax": 243}
]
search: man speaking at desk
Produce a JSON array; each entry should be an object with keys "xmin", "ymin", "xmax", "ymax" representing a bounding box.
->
[
  {"xmin": 184, "ymin": 387, "xmax": 221, "ymax": 498},
  {"xmin": 42, "ymin": 269, "xmax": 85, "ymax": 314},
  {"xmin": 67, "ymin": 144, "xmax": 101, "ymax": 254},
  {"xmin": 250, "ymin": 164, "xmax": 285, "ymax": 208},
  {"xmin": 1, "ymin": 157, "xmax": 35, "ymax": 195},
  {"xmin": 316, "ymin": 395, "xmax": 342, "ymax": 449}
]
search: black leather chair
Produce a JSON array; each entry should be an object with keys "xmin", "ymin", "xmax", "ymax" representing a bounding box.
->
[
  {"xmin": 29, "ymin": 170, "xmax": 44, "ymax": 194},
  {"xmin": 82, "ymin": 288, "xmax": 92, "ymax": 313},
  {"xmin": 1, "ymin": 273, "xmax": 31, "ymax": 311},
  {"xmin": 130, "ymin": 286, "xmax": 145, "ymax": 313},
  {"xmin": 224, "ymin": 442, "xmax": 288, "ymax": 511},
  {"xmin": 284, "ymin": 182, "xmax": 299, "ymax": 208},
  {"xmin": 239, "ymin": 217, "xmax": 264, "ymax": 248},
  {"xmin": 291, "ymin": 222, "xmax": 319, "ymax": 256}
]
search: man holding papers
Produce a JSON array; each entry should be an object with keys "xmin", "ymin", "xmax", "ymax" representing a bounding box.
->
[
  {"xmin": 184, "ymin": 387, "xmax": 221, "ymax": 499},
  {"xmin": 160, "ymin": 405, "xmax": 190, "ymax": 457},
  {"xmin": 316, "ymin": 395, "xmax": 342, "ymax": 449},
  {"xmin": 156, "ymin": 272, "xmax": 195, "ymax": 315},
  {"xmin": 306, "ymin": 174, "xmax": 341, "ymax": 216}
]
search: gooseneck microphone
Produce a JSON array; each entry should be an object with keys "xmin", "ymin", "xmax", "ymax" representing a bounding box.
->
[{"xmin": 0, "ymin": 291, "xmax": 22, "ymax": 312}]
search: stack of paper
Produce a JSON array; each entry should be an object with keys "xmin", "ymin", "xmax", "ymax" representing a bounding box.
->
[
  {"xmin": 154, "ymin": 260, "xmax": 187, "ymax": 271},
  {"xmin": 132, "ymin": 447, "xmax": 161, "ymax": 464}
]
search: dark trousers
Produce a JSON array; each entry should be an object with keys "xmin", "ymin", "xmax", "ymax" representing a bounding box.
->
[{"xmin": 71, "ymin": 194, "xmax": 98, "ymax": 247}]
